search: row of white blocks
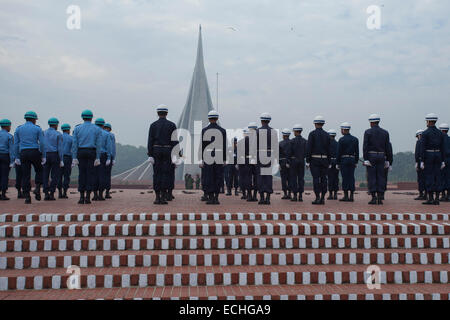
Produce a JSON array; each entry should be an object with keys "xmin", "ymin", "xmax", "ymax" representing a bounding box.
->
[{"xmin": 1, "ymin": 212, "xmax": 449, "ymax": 223}]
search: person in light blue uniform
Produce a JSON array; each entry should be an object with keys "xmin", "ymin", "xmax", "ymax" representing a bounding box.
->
[
  {"xmin": 337, "ymin": 122, "xmax": 359, "ymax": 202},
  {"xmin": 43, "ymin": 118, "xmax": 63, "ymax": 201},
  {"xmin": 438, "ymin": 123, "xmax": 449, "ymax": 202},
  {"xmin": 72, "ymin": 110, "xmax": 102, "ymax": 204},
  {"xmin": 57, "ymin": 124, "xmax": 73, "ymax": 199},
  {"xmin": 419, "ymin": 113, "xmax": 446, "ymax": 205},
  {"xmin": 92, "ymin": 118, "xmax": 112, "ymax": 201},
  {"xmin": 14, "ymin": 111, "xmax": 46, "ymax": 204},
  {"xmin": 104, "ymin": 123, "xmax": 116, "ymax": 199},
  {"xmin": 0, "ymin": 119, "xmax": 14, "ymax": 200}
]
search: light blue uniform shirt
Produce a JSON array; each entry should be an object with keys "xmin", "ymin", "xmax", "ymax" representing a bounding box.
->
[
  {"xmin": 109, "ymin": 132, "xmax": 116, "ymax": 160},
  {"xmin": 62, "ymin": 132, "xmax": 73, "ymax": 157},
  {"xmin": 0, "ymin": 129, "xmax": 14, "ymax": 162},
  {"xmin": 72, "ymin": 121, "xmax": 102, "ymax": 159},
  {"xmin": 99, "ymin": 129, "xmax": 112, "ymax": 160},
  {"xmin": 14, "ymin": 121, "xmax": 46, "ymax": 158},
  {"xmin": 44, "ymin": 127, "xmax": 63, "ymax": 160}
]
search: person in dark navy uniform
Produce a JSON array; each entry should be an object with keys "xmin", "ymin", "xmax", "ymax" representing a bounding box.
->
[
  {"xmin": 419, "ymin": 114, "xmax": 446, "ymax": 205},
  {"xmin": 279, "ymin": 128, "xmax": 291, "ymax": 200},
  {"xmin": 289, "ymin": 124, "xmax": 307, "ymax": 202},
  {"xmin": 327, "ymin": 129, "xmax": 339, "ymax": 200},
  {"xmin": 225, "ymin": 137, "xmax": 239, "ymax": 196},
  {"xmin": 58, "ymin": 124, "xmax": 73, "ymax": 199},
  {"xmin": 0, "ymin": 119, "xmax": 14, "ymax": 201},
  {"xmin": 438, "ymin": 123, "xmax": 449, "ymax": 202},
  {"xmin": 199, "ymin": 110, "xmax": 227, "ymax": 205},
  {"xmin": 72, "ymin": 109, "xmax": 102, "ymax": 204},
  {"xmin": 381, "ymin": 142, "xmax": 393, "ymax": 200},
  {"xmin": 336, "ymin": 122, "xmax": 359, "ymax": 202},
  {"xmin": 414, "ymin": 130, "xmax": 426, "ymax": 200},
  {"xmin": 256, "ymin": 113, "xmax": 277, "ymax": 205},
  {"xmin": 237, "ymin": 129, "xmax": 250, "ymax": 200},
  {"xmin": 363, "ymin": 114, "xmax": 392, "ymax": 205},
  {"xmin": 247, "ymin": 122, "xmax": 259, "ymax": 202},
  {"xmin": 306, "ymin": 116, "xmax": 331, "ymax": 205},
  {"xmin": 43, "ymin": 117, "xmax": 63, "ymax": 201},
  {"xmin": 147, "ymin": 105, "xmax": 179, "ymax": 205},
  {"xmin": 14, "ymin": 111, "xmax": 46, "ymax": 204}
]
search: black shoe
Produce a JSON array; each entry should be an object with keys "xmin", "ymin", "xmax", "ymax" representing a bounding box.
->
[
  {"xmin": 241, "ymin": 190, "xmax": 247, "ymax": 200},
  {"xmin": 0, "ymin": 191, "xmax": 9, "ymax": 201},
  {"xmin": 25, "ymin": 195, "xmax": 32, "ymax": 204},
  {"xmin": 154, "ymin": 192, "xmax": 161, "ymax": 205},
  {"xmin": 214, "ymin": 193, "xmax": 220, "ymax": 205},
  {"xmin": 340, "ymin": 191, "xmax": 349, "ymax": 202},
  {"xmin": 160, "ymin": 192, "xmax": 168, "ymax": 205},
  {"xmin": 92, "ymin": 191, "xmax": 99, "ymax": 201},
  {"xmin": 414, "ymin": 192, "xmax": 425, "ymax": 200},
  {"xmin": 258, "ymin": 193, "xmax": 265, "ymax": 205},
  {"xmin": 312, "ymin": 193, "xmax": 321, "ymax": 205},
  {"xmin": 58, "ymin": 189, "xmax": 64, "ymax": 199},
  {"xmin": 98, "ymin": 190, "xmax": 106, "ymax": 201},
  {"xmin": 434, "ymin": 192, "xmax": 440, "ymax": 205},
  {"xmin": 282, "ymin": 191, "xmax": 289, "ymax": 200},
  {"xmin": 422, "ymin": 192, "xmax": 434, "ymax": 205},
  {"xmin": 105, "ymin": 190, "xmax": 112, "ymax": 199},
  {"xmin": 34, "ymin": 188, "xmax": 41, "ymax": 201},
  {"xmin": 349, "ymin": 192, "xmax": 354, "ymax": 202},
  {"xmin": 44, "ymin": 192, "xmax": 51, "ymax": 201},
  {"xmin": 320, "ymin": 193, "xmax": 326, "ymax": 205},
  {"xmin": 368, "ymin": 193, "xmax": 377, "ymax": 205},
  {"xmin": 327, "ymin": 192, "xmax": 333, "ymax": 200},
  {"xmin": 226, "ymin": 189, "xmax": 232, "ymax": 196},
  {"xmin": 298, "ymin": 193, "xmax": 303, "ymax": 202},
  {"xmin": 333, "ymin": 191, "xmax": 338, "ymax": 200},
  {"xmin": 252, "ymin": 190, "xmax": 258, "ymax": 202},
  {"xmin": 206, "ymin": 193, "xmax": 215, "ymax": 205},
  {"xmin": 291, "ymin": 193, "xmax": 298, "ymax": 202},
  {"xmin": 62, "ymin": 189, "xmax": 69, "ymax": 199},
  {"xmin": 235, "ymin": 189, "xmax": 239, "ymax": 196},
  {"xmin": 201, "ymin": 192, "xmax": 208, "ymax": 201},
  {"xmin": 17, "ymin": 189, "xmax": 23, "ymax": 199},
  {"xmin": 379, "ymin": 193, "xmax": 385, "ymax": 201},
  {"xmin": 85, "ymin": 192, "xmax": 92, "ymax": 204},
  {"xmin": 78, "ymin": 192, "xmax": 85, "ymax": 204},
  {"xmin": 265, "ymin": 194, "xmax": 271, "ymax": 205},
  {"xmin": 49, "ymin": 192, "xmax": 56, "ymax": 201}
]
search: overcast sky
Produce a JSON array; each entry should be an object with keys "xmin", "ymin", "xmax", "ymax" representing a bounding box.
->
[{"xmin": 0, "ymin": 0, "xmax": 449, "ymax": 152}]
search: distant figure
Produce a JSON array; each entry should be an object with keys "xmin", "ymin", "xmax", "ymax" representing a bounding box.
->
[
  {"xmin": 195, "ymin": 174, "xmax": 201, "ymax": 190},
  {"xmin": 337, "ymin": 122, "xmax": 359, "ymax": 202},
  {"xmin": 225, "ymin": 137, "xmax": 239, "ymax": 196},
  {"xmin": 438, "ymin": 123, "xmax": 449, "ymax": 202},
  {"xmin": 43, "ymin": 117, "xmax": 63, "ymax": 201},
  {"xmin": 327, "ymin": 129, "xmax": 339, "ymax": 200},
  {"xmin": 247, "ymin": 122, "xmax": 259, "ymax": 202},
  {"xmin": 414, "ymin": 130, "xmax": 425, "ymax": 200},
  {"xmin": 279, "ymin": 128, "xmax": 291, "ymax": 200},
  {"xmin": 256, "ymin": 113, "xmax": 276, "ymax": 205},
  {"xmin": 289, "ymin": 124, "xmax": 307, "ymax": 202},
  {"xmin": 0, "ymin": 119, "xmax": 14, "ymax": 201},
  {"xmin": 103, "ymin": 123, "xmax": 116, "ymax": 199},
  {"xmin": 57, "ymin": 124, "xmax": 73, "ymax": 199}
]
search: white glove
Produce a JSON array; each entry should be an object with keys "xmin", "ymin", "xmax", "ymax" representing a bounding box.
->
[
  {"xmin": 94, "ymin": 159, "xmax": 101, "ymax": 167},
  {"xmin": 171, "ymin": 155, "xmax": 177, "ymax": 164},
  {"xmin": 15, "ymin": 158, "xmax": 21, "ymax": 166},
  {"xmin": 106, "ymin": 160, "xmax": 111, "ymax": 166},
  {"xmin": 41, "ymin": 158, "xmax": 46, "ymax": 165},
  {"xmin": 384, "ymin": 161, "xmax": 390, "ymax": 169},
  {"xmin": 306, "ymin": 163, "xmax": 310, "ymax": 169},
  {"xmin": 175, "ymin": 158, "xmax": 183, "ymax": 166},
  {"xmin": 9, "ymin": 162, "xmax": 15, "ymax": 168},
  {"xmin": 363, "ymin": 160, "xmax": 372, "ymax": 167},
  {"xmin": 389, "ymin": 166, "xmax": 393, "ymax": 172},
  {"xmin": 286, "ymin": 163, "xmax": 290, "ymax": 169},
  {"xmin": 441, "ymin": 162, "xmax": 446, "ymax": 170},
  {"xmin": 235, "ymin": 165, "xmax": 239, "ymax": 170},
  {"xmin": 250, "ymin": 159, "xmax": 257, "ymax": 165},
  {"xmin": 148, "ymin": 157, "xmax": 155, "ymax": 165},
  {"xmin": 336, "ymin": 165, "xmax": 340, "ymax": 170},
  {"xmin": 420, "ymin": 162, "xmax": 425, "ymax": 170},
  {"xmin": 415, "ymin": 163, "xmax": 418, "ymax": 171},
  {"xmin": 328, "ymin": 165, "xmax": 332, "ymax": 169},
  {"xmin": 72, "ymin": 159, "xmax": 79, "ymax": 167},
  {"xmin": 199, "ymin": 160, "xmax": 204, "ymax": 169},
  {"xmin": 60, "ymin": 161, "xmax": 64, "ymax": 168},
  {"xmin": 112, "ymin": 160, "xmax": 116, "ymax": 166}
]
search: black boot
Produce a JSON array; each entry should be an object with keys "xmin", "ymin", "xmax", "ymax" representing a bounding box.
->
[
  {"xmin": 252, "ymin": 190, "xmax": 258, "ymax": 202},
  {"xmin": 78, "ymin": 191, "xmax": 85, "ymax": 204},
  {"xmin": 298, "ymin": 193, "xmax": 303, "ymax": 202},
  {"xmin": 98, "ymin": 190, "xmax": 105, "ymax": 201},
  {"xmin": 291, "ymin": 192, "xmax": 298, "ymax": 202},
  {"xmin": 265, "ymin": 193, "xmax": 271, "ymax": 205},
  {"xmin": 154, "ymin": 191, "xmax": 162, "ymax": 205},
  {"xmin": 34, "ymin": 184, "xmax": 41, "ymax": 201},
  {"xmin": 414, "ymin": 191, "xmax": 425, "ymax": 200},
  {"xmin": 49, "ymin": 192, "xmax": 56, "ymax": 201},
  {"xmin": 327, "ymin": 191, "xmax": 333, "ymax": 200},
  {"xmin": 258, "ymin": 192, "xmax": 265, "ymax": 205},
  {"xmin": 320, "ymin": 192, "xmax": 326, "ymax": 205},
  {"xmin": 85, "ymin": 191, "xmax": 91, "ymax": 204},
  {"xmin": 63, "ymin": 189, "xmax": 69, "ymax": 199},
  {"xmin": 235, "ymin": 188, "xmax": 239, "ymax": 196},
  {"xmin": 349, "ymin": 191, "xmax": 354, "ymax": 202},
  {"xmin": 241, "ymin": 190, "xmax": 247, "ymax": 200},
  {"xmin": 377, "ymin": 192, "xmax": 383, "ymax": 205},
  {"xmin": 161, "ymin": 191, "xmax": 168, "ymax": 205},
  {"xmin": 201, "ymin": 192, "xmax": 208, "ymax": 201},
  {"xmin": 282, "ymin": 190, "xmax": 289, "ymax": 200},
  {"xmin": 422, "ymin": 192, "xmax": 434, "ymax": 205},
  {"xmin": 226, "ymin": 188, "xmax": 232, "ymax": 196},
  {"xmin": 169, "ymin": 190, "xmax": 175, "ymax": 201},
  {"xmin": 24, "ymin": 192, "xmax": 32, "ymax": 204},
  {"xmin": 445, "ymin": 190, "xmax": 450, "ymax": 202},
  {"xmin": 105, "ymin": 190, "xmax": 112, "ymax": 199},
  {"xmin": 17, "ymin": 188, "xmax": 23, "ymax": 199},
  {"xmin": 312, "ymin": 193, "xmax": 321, "ymax": 205},
  {"xmin": 0, "ymin": 190, "xmax": 9, "ymax": 201},
  {"xmin": 92, "ymin": 191, "xmax": 99, "ymax": 201},
  {"xmin": 368, "ymin": 192, "xmax": 377, "ymax": 205},
  {"xmin": 333, "ymin": 191, "xmax": 338, "ymax": 200},
  {"xmin": 214, "ymin": 193, "xmax": 220, "ymax": 205},
  {"xmin": 340, "ymin": 191, "xmax": 349, "ymax": 202},
  {"xmin": 434, "ymin": 192, "xmax": 440, "ymax": 205},
  {"xmin": 206, "ymin": 193, "xmax": 215, "ymax": 205},
  {"xmin": 58, "ymin": 188, "xmax": 63, "ymax": 199},
  {"xmin": 44, "ymin": 192, "xmax": 51, "ymax": 201}
]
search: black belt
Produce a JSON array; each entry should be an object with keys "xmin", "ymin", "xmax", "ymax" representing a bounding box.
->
[
  {"xmin": 312, "ymin": 155, "xmax": 327, "ymax": 159},
  {"xmin": 341, "ymin": 155, "xmax": 354, "ymax": 158},
  {"xmin": 426, "ymin": 150, "xmax": 440, "ymax": 152},
  {"xmin": 154, "ymin": 145, "xmax": 171, "ymax": 148},
  {"xmin": 368, "ymin": 151, "xmax": 385, "ymax": 155}
]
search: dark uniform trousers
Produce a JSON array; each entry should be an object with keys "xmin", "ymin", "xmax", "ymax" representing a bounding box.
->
[
  {"xmin": 43, "ymin": 152, "xmax": 60, "ymax": 193},
  {"xmin": 204, "ymin": 164, "xmax": 224, "ymax": 193},
  {"xmin": 58, "ymin": 155, "xmax": 72, "ymax": 190},
  {"xmin": 0, "ymin": 154, "xmax": 10, "ymax": 191},
  {"xmin": 238, "ymin": 164, "xmax": 249, "ymax": 191},
  {"xmin": 257, "ymin": 164, "xmax": 273, "ymax": 194},
  {"xmin": 443, "ymin": 156, "xmax": 450, "ymax": 192},
  {"xmin": 367, "ymin": 153, "xmax": 386, "ymax": 193},
  {"xmin": 417, "ymin": 168, "xmax": 426, "ymax": 193},
  {"xmin": 310, "ymin": 158, "xmax": 328, "ymax": 195},
  {"xmin": 153, "ymin": 146, "xmax": 172, "ymax": 193},
  {"xmin": 327, "ymin": 161, "xmax": 339, "ymax": 192},
  {"xmin": 77, "ymin": 148, "xmax": 96, "ymax": 192},
  {"xmin": 340, "ymin": 157, "xmax": 356, "ymax": 192},
  {"xmin": 94, "ymin": 153, "xmax": 108, "ymax": 192},
  {"xmin": 20, "ymin": 149, "xmax": 43, "ymax": 194},
  {"xmin": 424, "ymin": 151, "xmax": 442, "ymax": 192},
  {"xmin": 224, "ymin": 164, "xmax": 239, "ymax": 190},
  {"xmin": 289, "ymin": 160, "xmax": 305, "ymax": 194},
  {"xmin": 250, "ymin": 165, "xmax": 258, "ymax": 191},
  {"xmin": 105, "ymin": 161, "xmax": 113, "ymax": 191},
  {"xmin": 279, "ymin": 159, "xmax": 290, "ymax": 192},
  {"xmin": 15, "ymin": 165, "xmax": 23, "ymax": 190},
  {"xmin": 168, "ymin": 163, "xmax": 175, "ymax": 192}
]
